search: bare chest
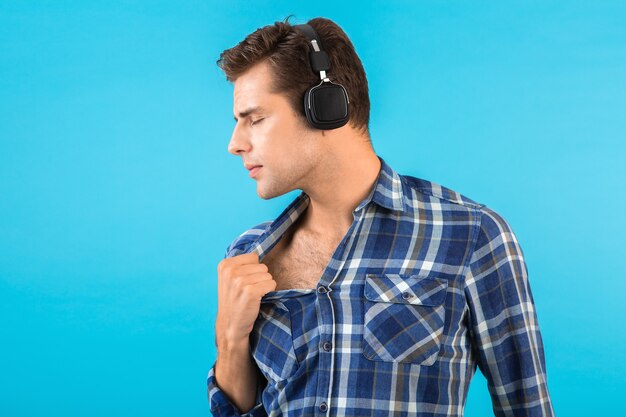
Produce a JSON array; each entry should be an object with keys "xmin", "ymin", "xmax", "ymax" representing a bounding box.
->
[{"xmin": 262, "ymin": 232, "xmax": 341, "ymax": 291}]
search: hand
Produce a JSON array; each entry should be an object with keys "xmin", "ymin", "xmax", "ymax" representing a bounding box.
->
[{"xmin": 215, "ymin": 252, "xmax": 277, "ymax": 346}]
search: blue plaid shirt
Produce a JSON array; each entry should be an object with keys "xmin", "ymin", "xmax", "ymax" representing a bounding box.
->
[{"xmin": 207, "ymin": 155, "xmax": 554, "ymax": 417}]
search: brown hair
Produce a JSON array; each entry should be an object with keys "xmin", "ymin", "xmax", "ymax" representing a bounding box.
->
[{"xmin": 217, "ymin": 15, "xmax": 371, "ymax": 140}]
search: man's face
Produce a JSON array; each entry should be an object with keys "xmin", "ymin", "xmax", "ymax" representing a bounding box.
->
[{"xmin": 228, "ymin": 60, "xmax": 322, "ymax": 199}]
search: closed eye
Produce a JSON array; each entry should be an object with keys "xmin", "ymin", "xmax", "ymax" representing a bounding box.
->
[{"xmin": 251, "ymin": 118, "xmax": 264, "ymax": 126}]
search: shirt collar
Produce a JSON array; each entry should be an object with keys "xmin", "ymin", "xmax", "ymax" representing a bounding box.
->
[
  {"xmin": 286, "ymin": 154, "xmax": 406, "ymax": 216},
  {"xmin": 354, "ymin": 154, "xmax": 406, "ymax": 213},
  {"xmin": 250, "ymin": 155, "xmax": 407, "ymax": 261}
]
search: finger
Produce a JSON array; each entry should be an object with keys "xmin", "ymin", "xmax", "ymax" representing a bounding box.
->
[
  {"xmin": 248, "ymin": 279, "xmax": 278, "ymax": 299},
  {"xmin": 227, "ymin": 251, "xmax": 260, "ymax": 266},
  {"xmin": 243, "ymin": 272, "xmax": 275, "ymax": 286},
  {"xmin": 232, "ymin": 263, "xmax": 269, "ymax": 278}
]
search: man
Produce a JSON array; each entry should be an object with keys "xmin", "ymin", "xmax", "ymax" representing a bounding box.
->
[{"xmin": 207, "ymin": 16, "xmax": 554, "ymax": 417}]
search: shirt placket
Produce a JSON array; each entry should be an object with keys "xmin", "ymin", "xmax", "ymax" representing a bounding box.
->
[
  {"xmin": 314, "ymin": 207, "xmax": 366, "ymax": 416},
  {"xmin": 248, "ymin": 190, "xmax": 371, "ymax": 416}
]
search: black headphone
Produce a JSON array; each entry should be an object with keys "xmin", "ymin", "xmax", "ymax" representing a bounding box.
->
[{"xmin": 293, "ymin": 23, "xmax": 350, "ymax": 130}]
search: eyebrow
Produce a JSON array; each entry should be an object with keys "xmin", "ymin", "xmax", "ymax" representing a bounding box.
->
[{"xmin": 233, "ymin": 106, "xmax": 264, "ymax": 122}]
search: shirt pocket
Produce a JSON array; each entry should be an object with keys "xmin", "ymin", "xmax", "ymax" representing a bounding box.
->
[
  {"xmin": 362, "ymin": 273, "xmax": 448, "ymax": 365},
  {"xmin": 249, "ymin": 300, "xmax": 299, "ymax": 383}
]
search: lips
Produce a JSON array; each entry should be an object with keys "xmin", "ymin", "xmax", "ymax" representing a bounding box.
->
[{"xmin": 249, "ymin": 166, "xmax": 262, "ymax": 178}]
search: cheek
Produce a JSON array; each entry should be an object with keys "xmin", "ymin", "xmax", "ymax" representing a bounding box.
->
[{"xmin": 263, "ymin": 119, "xmax": 315, "ymax": 161}]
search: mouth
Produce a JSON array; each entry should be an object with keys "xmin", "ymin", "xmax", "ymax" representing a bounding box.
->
[{"xmin": 249, "ymin": 166, "xmax": 262, "ymax": 178}]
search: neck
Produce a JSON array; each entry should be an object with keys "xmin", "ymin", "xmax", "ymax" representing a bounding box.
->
[{"xmin": 299, "ymin": 137, "xmax": 381, "ymax": 238}]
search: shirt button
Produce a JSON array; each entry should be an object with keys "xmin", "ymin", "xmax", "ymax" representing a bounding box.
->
[
  {"xmin": 319, "ymin": 402, "xmax": 328, "ymax": 412},
  {"xmin": 322, "ymin": 341, "xmax": 332, "ymax": 351},
  {"xmin": 402, "ymin": 291, "xmax": 413, "ymax": 300},
  {"xmin": 317, "ymin": 286, "xmax": 327, "ymax": 294}
]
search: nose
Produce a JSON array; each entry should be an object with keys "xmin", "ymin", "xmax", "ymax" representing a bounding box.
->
[{"xmin": 227, "ymin": 123, "xmax": 251, "ymax": 156}]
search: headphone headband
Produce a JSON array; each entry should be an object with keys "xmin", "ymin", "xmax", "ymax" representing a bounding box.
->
[
  {"xmin": 293, "ymin": 24, "xmax": 331, "ymax": 80},
  {"xmin": 292, "ymin": 23, "xmax": 350, "ymax": 130}
]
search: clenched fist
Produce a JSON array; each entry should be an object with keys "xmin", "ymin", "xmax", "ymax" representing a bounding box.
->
[{"xmin": 215, "ymin": 252, "xmax": 277, "ymax": 347}]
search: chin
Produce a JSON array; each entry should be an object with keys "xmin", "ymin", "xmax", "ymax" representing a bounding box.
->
[
  {"xmin": 257, "ymin": 189, "xmax": 271, "ymax": 200},
  {"xmin": 258, "ymin": 189, "xmax": 279, "ymax": 200},
  {"xmin": 257, "ymin": 183, "xmax": 291, "ymax": 200},
  {"xmin": 256, "ymin": 184, "xmax": 273, "ymax": 200}
]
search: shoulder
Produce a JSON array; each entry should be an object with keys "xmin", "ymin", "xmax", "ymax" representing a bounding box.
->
[
  {"xmin": 223, "ymin": 220, "xmax": 273, "ymax": 258},
  {"xmin": 399, "ymin": 174, "xmax": 518, "ymax": 242},
  {"xmin": 474, "ymin": 204, "xmax": 520, "ymax": 247},
  {"xmin": 400, "ymin": 174, "xmax": 486, "ymax": 210}
]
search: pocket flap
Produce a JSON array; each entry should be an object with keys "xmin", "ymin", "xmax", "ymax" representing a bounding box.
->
[{"xmin": 364, "ymin": 273, "xmax": 448, "ymax": 306}]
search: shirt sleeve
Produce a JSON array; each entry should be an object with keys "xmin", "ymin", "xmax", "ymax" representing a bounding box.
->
[
  {"xmin": 206, "ymin": 361, "xmax": 266, "ymax": 417},
  {"xmin": 464, "ymin": 205, "xmax": 555, "ymax": 417}
]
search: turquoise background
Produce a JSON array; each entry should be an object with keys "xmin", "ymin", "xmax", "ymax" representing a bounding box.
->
[{"xmin": 1, "ymin": 1, "xmax": 625, "ymax": 415}]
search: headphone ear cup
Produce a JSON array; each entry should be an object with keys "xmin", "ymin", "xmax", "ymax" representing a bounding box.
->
[
  {"xmin": 303, "ymin": 87, "xmax": 316, "ymax": 128},
  {"xmin": 305, "ymin": 82, "xmax": 350, "ymax": 130}
]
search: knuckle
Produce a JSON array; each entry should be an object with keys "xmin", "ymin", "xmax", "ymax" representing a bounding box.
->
[
  {"xmin": 232, "ymin": 275, "xmax": 244, "ymax": 290},
  {"xmin": 221, "ymin": 264, "xmax": 233, "ymax": 278},
  {"xmin": 241, "ymin": 284, "xmax": 254, "ymax": 298}
]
